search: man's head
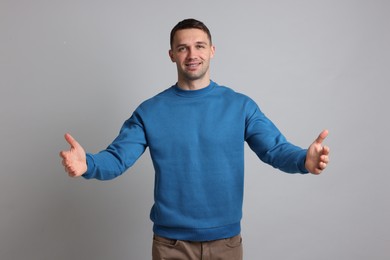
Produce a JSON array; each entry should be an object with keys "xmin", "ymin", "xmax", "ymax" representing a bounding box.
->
[
  {"xmin": 170, "ymin": 19, "xmax": 212, "ymax": 49},
  {"xmin": 169, "ymin": 19, "xmax": 215, "ymax": 89}
]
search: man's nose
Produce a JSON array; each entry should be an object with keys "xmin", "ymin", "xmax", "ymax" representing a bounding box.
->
[{"xmin": 187, "ymin": 47, "xmax": 197, "ymax": 58}]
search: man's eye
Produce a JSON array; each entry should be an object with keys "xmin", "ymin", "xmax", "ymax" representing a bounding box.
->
[
  {"xmin": 196, "ymin": 45, "xmax": 205, "ymax": 49},
  {"xmin": 178, "ymin": 47, "xmax": 186, "ymax": 52}
]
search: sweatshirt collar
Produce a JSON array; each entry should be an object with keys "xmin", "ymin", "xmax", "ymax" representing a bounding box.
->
[{"xmin": 173, "ymin": 80, "xmax": 216, "ymax": 97}]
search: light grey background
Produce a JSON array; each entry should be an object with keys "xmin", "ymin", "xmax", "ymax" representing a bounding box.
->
[{"xmin": 1, "ymin": 0, "xmax": 389, "ymax": 259}]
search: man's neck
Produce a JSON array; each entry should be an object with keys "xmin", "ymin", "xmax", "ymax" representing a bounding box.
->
[{"xmin": 176, "ymin": 78, "xmax": 211, "ymax": 91}]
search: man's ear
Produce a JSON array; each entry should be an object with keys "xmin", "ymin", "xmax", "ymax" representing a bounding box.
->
[
  {"xmin": 169, "ymin": 49, "xmax": 175, "ymax": 62},
  {"xmin": 210, "ymin": 45, "xmax": 216, "ymax": 59}
]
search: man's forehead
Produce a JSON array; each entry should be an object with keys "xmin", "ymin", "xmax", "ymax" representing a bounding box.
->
[{"xmin": 172, "ymin": 28, "xmax": 211, "ymax": 46}]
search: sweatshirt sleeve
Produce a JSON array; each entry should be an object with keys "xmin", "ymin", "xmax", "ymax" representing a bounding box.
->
[
  {"xmin": 83, "ymin": 111, "xmax": 148, "ymax": 180},
  {"xmin": 244, "ymin": 100, "xmax": 308, "ymax": 174}
]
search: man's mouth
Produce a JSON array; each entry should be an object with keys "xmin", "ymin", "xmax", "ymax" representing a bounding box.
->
[{"xmin": 185, "ymin": 62, "xmax": 201, "ymax": 70}]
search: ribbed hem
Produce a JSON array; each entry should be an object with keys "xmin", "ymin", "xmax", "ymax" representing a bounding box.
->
[{"xmin": 153, "ymin": 222, "xmax": 241, "ymax": 242}]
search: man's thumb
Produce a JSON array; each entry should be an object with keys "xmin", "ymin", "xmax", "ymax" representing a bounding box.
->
[
  {"xmin": 64, "ymin": 133, "xmax": 78, "ymax": 148},
  {"xmin": 315, "ymin": 129, "xmax": 329, "ymax": 144}
]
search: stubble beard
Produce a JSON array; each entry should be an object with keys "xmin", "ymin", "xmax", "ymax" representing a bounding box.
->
[{"xmin": 181, "ymin": 62, "xmax": 210, "ymax": 82}]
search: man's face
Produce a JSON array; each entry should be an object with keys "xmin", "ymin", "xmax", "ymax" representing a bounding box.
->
[{"xmin": 169, "ymin": 28, "xmax": 215, "ymax": 84}]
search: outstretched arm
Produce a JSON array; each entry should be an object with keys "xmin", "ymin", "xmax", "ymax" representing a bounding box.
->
[
  {"xmin": 59, "ymin": 133, "xmax": 87, "ymax": 177},
  {"xmin": 305, "ymin": 129, "xmax": 330, "ymax": 175}
]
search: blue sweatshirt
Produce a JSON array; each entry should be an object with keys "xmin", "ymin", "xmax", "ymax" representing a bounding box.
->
[{"xmin": 83, "ymin": 81, "xmax": 308, "ymax": 241}]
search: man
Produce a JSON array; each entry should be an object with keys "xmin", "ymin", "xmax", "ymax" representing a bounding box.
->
[{"xmin": 60, "ymin": 18, "xmax": 330, "ymax": 260}]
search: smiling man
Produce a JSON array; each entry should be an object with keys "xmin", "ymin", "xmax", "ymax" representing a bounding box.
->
[
  {"xmin": 169, "ymin": 27, "xmax": 215, "ymax": 89},
  {"xmin": 60, "ymin": 19, "xmax": 330, "ymax": 260}
]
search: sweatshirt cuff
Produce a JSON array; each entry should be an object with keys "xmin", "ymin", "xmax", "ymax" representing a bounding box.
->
[
  {"xmin": 299, "ymin": 149, "xmax": 309, "ymax": 174},
  {"xmin": 82, "ymin": 153, "xmax": 95, "ymax": 179}
]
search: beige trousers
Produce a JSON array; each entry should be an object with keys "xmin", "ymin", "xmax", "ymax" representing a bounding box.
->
[{"xmin": 152, "ymin": 234, "xmax": 243, "ymax": 260}]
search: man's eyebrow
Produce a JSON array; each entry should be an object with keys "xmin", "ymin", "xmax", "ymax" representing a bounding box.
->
[
  {"xmin": 175, "ymin": 41, "xmax": 209, "ymax": 48},
  {"xmin": 195, "ymin": 41, "xmax": 208, "ymax": 45}
]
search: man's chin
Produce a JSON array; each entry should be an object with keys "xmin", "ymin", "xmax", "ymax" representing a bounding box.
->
[{"xmin": 183, "ymin": 71, "xmax": 206, "ymax": 81}]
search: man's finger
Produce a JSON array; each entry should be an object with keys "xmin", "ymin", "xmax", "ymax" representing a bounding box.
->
[
  {"xmin": 315, "ymin": 129, "xmax": 329, "ymax": 144},
  {"xmin": 322, "ymin": 145, "xmax": 330, "ymax": 156},
  {"xmin": 320, "ymin": 154, "xmax": 329, "ymax": 164}
]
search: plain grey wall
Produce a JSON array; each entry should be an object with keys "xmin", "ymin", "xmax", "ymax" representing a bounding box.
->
[{"xmin": 1, "ymin": 0, "xmax": 389, "ymax": 259}]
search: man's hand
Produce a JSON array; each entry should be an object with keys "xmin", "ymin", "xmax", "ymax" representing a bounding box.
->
[
  {"xmin": 305, "ymin": 130, "xmax": 330, "ymax": 175},
  {"xmin": 59, "ymin": 133, "xmax": 87, "ymax": 177}
]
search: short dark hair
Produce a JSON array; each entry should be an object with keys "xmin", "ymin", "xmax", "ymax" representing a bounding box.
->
[{"xmin": 170, "ymin": 18, "xmax": 212, "ymax": 48}]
